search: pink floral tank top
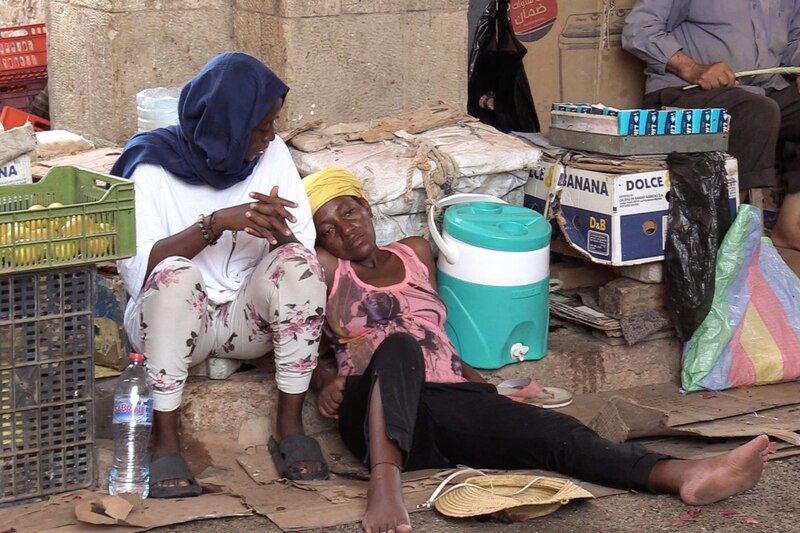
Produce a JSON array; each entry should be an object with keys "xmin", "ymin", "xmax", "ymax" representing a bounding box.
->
[{"xmin": 324, "ymin": 242, "xmax": 466, "ymax": 384}]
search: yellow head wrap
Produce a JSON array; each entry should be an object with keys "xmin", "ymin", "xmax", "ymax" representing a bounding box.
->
[{"xmin": 302, "ymin": 167, "xmax": 367, "ymax": 215}]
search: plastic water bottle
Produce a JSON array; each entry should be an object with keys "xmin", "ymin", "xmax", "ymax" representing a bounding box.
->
[{"xmin": 108, "ymin": 352, "xmax": 153, "ymax": 498}]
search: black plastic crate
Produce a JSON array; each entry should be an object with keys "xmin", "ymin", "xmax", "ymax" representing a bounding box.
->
[{"xmin": 0, "ymin": 266, "xmax": 95, "ymax": 503}]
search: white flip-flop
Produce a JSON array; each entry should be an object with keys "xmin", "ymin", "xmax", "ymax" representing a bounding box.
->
[{"xmin": 496, "ymin": 377, "xmax": 574, "ymax": 409}]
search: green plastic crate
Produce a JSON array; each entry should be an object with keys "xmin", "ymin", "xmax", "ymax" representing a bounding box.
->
[{"xmin": 0, "ymin": 166, "xmax": 135, "ymax": 273}]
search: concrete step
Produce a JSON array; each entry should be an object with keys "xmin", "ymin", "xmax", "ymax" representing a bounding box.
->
[{"xmin": 95, "ymin": 324, "xmax": 681, "ymax": 446}]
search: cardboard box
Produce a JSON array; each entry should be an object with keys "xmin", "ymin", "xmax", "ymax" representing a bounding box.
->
[
  {"xmin": 0, "ymin": 154, "xmax": 32, "ymax": 185},
  {"xmin": 514, "ymin": 0, "xmax": 644, "ymax": 131},
  {"xmin": 525, "ymin": 156, "xmax": 740, "ymax": 265},
  {"xmin": 522, "ymin": 155, "xmax": 564, "ymax": 218}
]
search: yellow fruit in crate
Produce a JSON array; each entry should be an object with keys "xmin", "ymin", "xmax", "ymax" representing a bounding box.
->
[
  {"xmin": 25, "ymin": 204, "xmax": 47, "ymax": 230},
  {"xmin": 13, "ymin": 244, "xmax": 41, "ymax": 264},
  {"xmin": 46, "ymin": 203, "xmax": 64, "ymax": 234},
  {"xmin": 61, "ymin": 215, "xmax": 100, "ymax": 237},
  {"xmin": 0, "ymin": 225, "xmax": 17, "ymax": 264},
  {"xmin": 0, "ymin": 224, "xmax": 17, "ymax": 245},
  {"xmin": 51, "ymin": 240, "xmax": 78, "ymax": 261},
  {"xmin": 48, "ymin": 219, "xmax": 61, "ymax": 237},
  {"xmin": 13, "ymin": 229, "xmax": 47, "ymax": 265},
  {"xmin": 60, "ymin": 215, "xmax": 100, "ymax": 255},
  {"xmin": 60, "ymin": 215, "xmax": 82, "ymax": 237},
  {"xmin": 0, "ymin": 225, "xmax": 23, "ymax": 264},
  {"xmin": 85, "ymin": 236, "xmax": 111, "ymax": 257}
]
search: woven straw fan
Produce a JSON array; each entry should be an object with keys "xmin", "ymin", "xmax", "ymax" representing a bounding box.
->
[
  {"xmin": 683, "ymin": 66, "xmax": 800, "ymax": 90},
  {"xmin": 421, "ymin": 469, "xmax": 594, "ymax": 519}
]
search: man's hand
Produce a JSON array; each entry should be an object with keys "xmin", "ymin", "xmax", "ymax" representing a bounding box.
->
[
  {"xmin": 667, "ymin": 51, "xmax": 737, "ymax": 90},
  {"xmin": 317, "ymin": 375, "xmax": 346, "ymax": 419},
  {"xmin": 689, "ymin": 61, "xmax": 737, "ymax": 90}
]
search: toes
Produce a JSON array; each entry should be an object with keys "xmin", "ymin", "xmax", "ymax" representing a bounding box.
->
[
  {"xmin": 156, "ymin": 478, "xmax": 191, "ymax": 488},
  {"xmin": 290, "ymin": 460, "xmax": 322, "ymax": 475}
]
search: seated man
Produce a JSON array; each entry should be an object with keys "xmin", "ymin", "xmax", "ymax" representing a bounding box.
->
[
  {"xmin": 622, "ymin": 0, "xmax": 800, "ymax": 248},
  {"xmin": 303, "ymin": 166, "xmax": 771, "ymax": 533}
]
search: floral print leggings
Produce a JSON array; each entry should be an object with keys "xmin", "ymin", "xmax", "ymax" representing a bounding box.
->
[{"xmin": 139, "ymin": 243, "xmax": 326, "ymax": 412}]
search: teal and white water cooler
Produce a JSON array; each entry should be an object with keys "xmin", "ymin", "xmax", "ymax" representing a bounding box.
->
[{"xmin": 429, "ymin": 194, "xmax": 552, "ymax": 369}]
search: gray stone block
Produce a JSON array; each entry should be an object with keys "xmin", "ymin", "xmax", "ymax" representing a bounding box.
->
[
  {"xmin": 188, "ymin": 357, "xmax": 245, "ymax": 380},
  {"xmin": 598, "ymin": 277, "xmax": 666, "ymax": 316},
  {"xmin": 613, "ymin": 261, "xmax": 664, "ymax": 284}
]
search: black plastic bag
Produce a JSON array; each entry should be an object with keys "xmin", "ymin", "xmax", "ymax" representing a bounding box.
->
[
  {"xmin": 467, "ymin": 0, "xmax": 540, "ymax": 133},
  {"xmin": 664, "ymin": 151, "xmax": 733, "ymax": 342}
]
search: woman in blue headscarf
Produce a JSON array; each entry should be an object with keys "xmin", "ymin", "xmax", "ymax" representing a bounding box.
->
[{"xmin": 112, "ymin": 52, "xmax": 328, "ymax": 498}]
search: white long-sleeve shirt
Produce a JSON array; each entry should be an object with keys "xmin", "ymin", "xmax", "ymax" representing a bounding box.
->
[{"xmin": 117, "ymin": 136, "xmax": 316, "ymax": 345}]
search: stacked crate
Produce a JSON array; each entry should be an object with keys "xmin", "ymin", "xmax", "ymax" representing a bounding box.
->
[
  {"xmin": 0, "ymin": 166, "xmax": 135, "ymax": 504},
  {"xmin": 0, "ymin": 23, "xmax": 47, "ymax": 114}
]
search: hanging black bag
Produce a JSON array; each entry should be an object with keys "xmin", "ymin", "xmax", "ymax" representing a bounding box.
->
[{"xmin": 468, "ymin": 0, "xmax": 540, "ymax": 133}]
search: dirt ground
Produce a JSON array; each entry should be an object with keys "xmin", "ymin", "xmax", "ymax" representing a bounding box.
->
[{"xmin": 151, "ymin": 455, "xmax": 800, "ymax": 533}]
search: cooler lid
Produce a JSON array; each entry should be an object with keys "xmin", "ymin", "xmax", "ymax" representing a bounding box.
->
[{"xmin": 442, "ymin": 202, "xmax": 551, "ymax": 252}]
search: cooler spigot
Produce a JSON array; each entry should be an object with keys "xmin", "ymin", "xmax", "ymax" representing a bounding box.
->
[{"xmin": 510, "ymin": 343, "xmax": 529, "ymax": 362}]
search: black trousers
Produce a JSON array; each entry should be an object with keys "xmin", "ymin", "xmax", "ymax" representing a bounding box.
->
[
  {"xmin": 644, "ymin": 85, "xmax": 800, "ymax": 192},
  {"xmin": 338, "ymin": 333, "xmax": 667, "ymax": 492}
]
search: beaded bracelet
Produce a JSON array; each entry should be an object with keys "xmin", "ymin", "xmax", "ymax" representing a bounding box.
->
[{"xmin": 197, "ymin": 213, "xmax": 219, "ymax": 246}]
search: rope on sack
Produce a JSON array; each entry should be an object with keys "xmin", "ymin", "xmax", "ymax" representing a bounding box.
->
[{"xmin": 404, "ymin": 137, "xmax": 460, "ymax": 204}]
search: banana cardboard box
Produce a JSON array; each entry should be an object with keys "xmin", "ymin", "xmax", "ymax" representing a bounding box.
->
[
  {"xmin": 525, "ymin": 154, "xmax": 740, "ymax": 266},
  {"xmin": 523, "ymin": 155, "xmax": 564, "ymax": 219}
]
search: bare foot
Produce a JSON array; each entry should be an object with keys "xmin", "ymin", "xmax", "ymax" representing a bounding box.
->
[
  {"xmin": 679, "ymin": 435, "xmax": 770, "ymax": 505},
  {"xmin": 363, "ymin": 464, "xmax": 412, "ymax": 533}
]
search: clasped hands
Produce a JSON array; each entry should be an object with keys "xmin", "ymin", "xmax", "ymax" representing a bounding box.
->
[{"xmin": 214, "ymin": 185, "xmax": 299, "ymax": 246}]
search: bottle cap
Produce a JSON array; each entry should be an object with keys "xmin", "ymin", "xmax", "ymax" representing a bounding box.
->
[{"xmin": 129, "ymin": 352, "xmax": 145, "ymax": 363}]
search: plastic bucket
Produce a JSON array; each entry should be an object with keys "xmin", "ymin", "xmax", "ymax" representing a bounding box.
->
[{"xmin": 136, "ymin": 87, "xmax": 180, "ymax": 132}]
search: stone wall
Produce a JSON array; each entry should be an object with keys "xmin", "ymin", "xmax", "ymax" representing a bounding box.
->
[
  {"xmin": 0, "ymin": 0, "xmax": 46, "ymax": 26},
  {"xmin": 46, "ymin": 0, "xmax": 469, "ymax": 145}
]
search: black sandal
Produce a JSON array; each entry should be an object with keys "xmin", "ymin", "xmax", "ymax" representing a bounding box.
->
[
  {"xmin": 148, "ymin": 453, "xmax": 204, "ymax": 498},
  {"xmin": 268, "ymin": 435, "xmax": 330, "ymax": 481}
]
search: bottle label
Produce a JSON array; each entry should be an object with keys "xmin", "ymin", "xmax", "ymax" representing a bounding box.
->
[{"xmin": 113, "ymin": 396, "xmax": 154, "ymax": 425}]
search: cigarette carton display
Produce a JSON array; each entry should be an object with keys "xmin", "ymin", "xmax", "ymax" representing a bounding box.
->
[{"xmin": 550, "ymin": 103, "xmax": 729, "ymax": 136}]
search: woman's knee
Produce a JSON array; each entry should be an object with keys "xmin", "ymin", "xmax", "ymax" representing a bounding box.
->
[
  {"xmin": 144, "ymin": 256, "xmax": 204, "ymax": 294},
  {"xmin": 372, "ymin": 333, "xmax": 425, "ymax": 376},
  {"xmin": 260, "ymin": 243, "xmax": 326, "ymax": 296}
]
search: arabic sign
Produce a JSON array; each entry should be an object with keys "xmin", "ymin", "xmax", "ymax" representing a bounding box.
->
[{"xmin": 510, "ymin": 0, "xmax": 557, "ymax": 42}]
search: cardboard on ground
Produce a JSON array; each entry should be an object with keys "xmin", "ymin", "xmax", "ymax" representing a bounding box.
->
[{"xmin": 3, "ymin": 381, "xmax": 798, "ymax": 532}]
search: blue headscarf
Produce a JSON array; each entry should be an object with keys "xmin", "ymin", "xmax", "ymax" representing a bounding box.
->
[{"xmin": 111, "ymin": 52, "xmax": 289, "ymax": 189}]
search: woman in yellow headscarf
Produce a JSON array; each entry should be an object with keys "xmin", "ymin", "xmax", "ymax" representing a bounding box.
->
[
  {"xmin": 302, "ymin": 166, "xmax": 367, "ymax": 215},
  {"xmin": 304, "ymin": 167, "xmax": 771, "ymax": 533}
]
